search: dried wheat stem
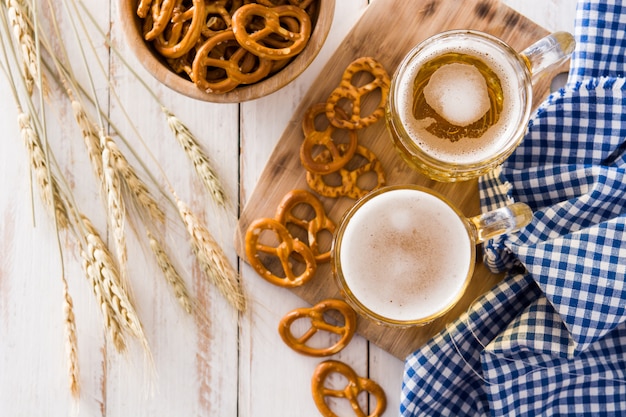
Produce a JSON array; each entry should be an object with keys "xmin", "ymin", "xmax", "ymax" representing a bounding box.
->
[
  {"xmin": 147, "ymin": 230, "xmax": 193, "ymax": 314},
  {"xmin": 107, "ymin": 140, "xmax": 166, "ymax": 225},
  {"xmin": 61, "ymin": 275, "xmax": 80, "ymax": 398},
  {"xmin": 99, "ymin": 132, "xmax": 130, "ymax": 294},
  {"xmin": 174, "ymin": 196, "xmax": 246, "ymax": 312},
  {"xmin": 164, "ymin": 108, "xmax": 227, "ymax": 208},
  {"xmin": 70, "ymin": 99, "xmax": 103, "ymax": 179},
  {"xmin": 18, "ymin": 111, "xmax": 70, "ymax": 229},
  {"xmin": 79, "ymin": 215, "xmax": 149, "ymax": 354},
  {"xmin": 5, "ymin": 0, "xmax": 48, "ymax": 95}
]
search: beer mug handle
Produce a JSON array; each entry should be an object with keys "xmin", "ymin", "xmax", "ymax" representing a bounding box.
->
[
  {"xmin": 468, "ymin": 202, "xmax": 533, "ymax": 244},
  {"xmin": 520, "ymin": 32, "xmax": 576, "ymax": 81}
]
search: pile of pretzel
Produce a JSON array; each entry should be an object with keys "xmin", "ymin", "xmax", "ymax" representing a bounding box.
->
[
  {"xmin": 243, "ymin": 56, "xmax": 391, "ymax": 416},
  {"xmin": 135, "ymin": 0, "xmax": 318, "ymax": 93}
]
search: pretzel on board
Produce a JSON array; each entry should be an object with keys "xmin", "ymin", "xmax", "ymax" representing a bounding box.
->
[
  {"xmin": 306, "ymin": 144, "xmax": 386, "ymax": 200},
  {"xmin": 245, "ymin": 217, "xmax": 317, "ymax": 287},
  {"xmin": 278, "ymin": 299, "xmax": 356, "ymax": 357},
  {"xmin": 325, "ymin": 56, "xmax": 391, "ymax": 130},
  {"xmin": 311, "ymin": 360, "xmax": 387, "ymax": 417},
  {"xmin": 275, "ymin": 189, "xmax": 336, "ymax": 263}
]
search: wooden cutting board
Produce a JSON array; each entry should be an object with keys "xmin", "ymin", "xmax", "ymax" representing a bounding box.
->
[{"xmin": 235, "ymin": 0, "xmax": 565, "ymax": 360}]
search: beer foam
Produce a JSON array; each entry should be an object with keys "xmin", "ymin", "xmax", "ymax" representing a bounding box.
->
[
  {"xmin": 338, "ymin": 189, "xmax": 472, "ymax": 322},
  {"xmin": 423, "ymin": 63, "xmax": 491, "ymax": 126},
  {"xmin": 396, "ymin": 40, "xmax": 525, "ymax": 165}
]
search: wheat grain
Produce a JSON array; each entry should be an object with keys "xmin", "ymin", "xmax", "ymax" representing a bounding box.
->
[
  {"xmin": 18, "ymin": 111, "xmax": 70, "ymax": 229},
  {"xmin": 80, "ymin": 244, "xmax": 127, "ymax": 353},
  {"xmin": 6, "ymin": 0, "xmax": 47, "ymax": 95},
  {"xmin": 175, "ymin": 196, "xmax": 246, "ymax": 312},
  {"xmin": 147, "ymin": 230, "xmax": 193, "ymax": 314},
  {"xmin": 71, "ymin": 99, "xmax": 103, "ymax": 179},
  {"xmin": 163, "ymin": 108, "xmax": 227, "ymax": 208},
  {"xmin": 99, "ymin": 132, "xmax": 130, "ymax": 295},
  {"xmin": 80, "ymin": 215, "xmax": 149, "ymax": 353},
  {"xmin": 61, "ymin": 275, "xmax": 80, "ymax": 398},
  {"xmin": 106, "ymin": 139, "xmax": 166, "ymax": 225}
]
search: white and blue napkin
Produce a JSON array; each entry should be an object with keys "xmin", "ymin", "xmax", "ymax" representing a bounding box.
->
[{"xmin": 401, "ymin": 0, "xmax": 626, "ymax": 415}]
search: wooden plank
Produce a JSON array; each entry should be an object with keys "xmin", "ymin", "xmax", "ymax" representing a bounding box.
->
[{"xmin": 235, "ymin": 0, "xmax": 564, "ymax": 360}]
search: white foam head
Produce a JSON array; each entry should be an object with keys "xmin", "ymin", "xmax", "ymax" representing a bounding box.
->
[
  {"xmin": 395, "ymin": 36, "xmax": 525, "ymax": 165},
  {"xmin": 336, "ymin": 188, "xmax": 473, "ymax": 323},
  {"xmin": 423, "ymin": 63, "xmax": 491, "ymax": 126}
]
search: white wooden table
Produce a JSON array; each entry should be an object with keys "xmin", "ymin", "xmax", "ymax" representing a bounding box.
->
[{"xmin": 0, "ymin": 0, "xmax": 576, "ymax": 415}]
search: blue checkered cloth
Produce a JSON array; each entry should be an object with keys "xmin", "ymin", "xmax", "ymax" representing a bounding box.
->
[{"xmin": 400, "ymin": 1, "xmax": 626, "ymax": 415}]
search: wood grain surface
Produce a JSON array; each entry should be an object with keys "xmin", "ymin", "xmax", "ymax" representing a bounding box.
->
[
  {"xmin": 0, "ymin": 0, "xmax": 578, "ymax": 416},
  {"xmin": 235, "ymin": 0, "xmax": 567, "ymax": 359}
]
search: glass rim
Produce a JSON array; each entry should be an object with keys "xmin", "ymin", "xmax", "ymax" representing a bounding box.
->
[{"xmin": 331, "ymin": 185, "xmax": 477, "ymax": 327}]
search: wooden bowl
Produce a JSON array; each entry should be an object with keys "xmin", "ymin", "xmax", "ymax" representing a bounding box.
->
[{"xmin": 119, "ymin": 1, "xmax": 335, "ymax": 103}]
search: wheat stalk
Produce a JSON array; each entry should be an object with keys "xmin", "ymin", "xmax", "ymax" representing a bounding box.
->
[
  {"xmin": 70, "ymin": 98, "xmax": 103, "ymax": 179},
  {"xmin": 17, "ymin": 111, "xmax": 70, "ymax": 229},
  {"xmin": 147, "ymin": 230, "xmax": 193, "ymax": 314},
  {"xmin": 5, "ymin": 0, "xmax": 39, "ymax": 94},
  {"xmin": 174, "ymin": 196, "xmax": 246, "ymax": 312},
  {"xmin": 61, "ymin": 275, "xmax": 80, "ymax": 398},
  {"xmin": 164, "ymin": 108, "xmax": 227, "ymax": 208},
  {"xmin": 98, "ymin": 132, "xmax": 131, "ymax": 295},
  {"xmin": 79, "ymin": 215, "xmax": 149, "ymax": 354}
]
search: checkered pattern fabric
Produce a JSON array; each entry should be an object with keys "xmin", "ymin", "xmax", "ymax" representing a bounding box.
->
[{"xmin": 401, "ymin": 0, "xmax": 626, "ymax": 415}]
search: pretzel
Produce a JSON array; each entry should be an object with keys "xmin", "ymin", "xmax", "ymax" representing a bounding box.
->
[
  {"xmin": 278, "ymin": 299, "xmax": 356, "ymax": 356},
  {"xmin": 312, "ymin": 360, "xmax": 387, "ymax": 417},
  {"xmin": 151, "ymin": 0, "xmax": 206, "ymax": 58},
  {"xmin": 325, "ymin": 57, "xmax": 391, "ymax": 130},
  {"xmin": 306, "ymin": 144, "xmax": 386, "ymax": 200},
  {"xmin": 232, "ymin": 4, "xmax": 312, "ymax": 60},
  {"xmin": 143, "ymin": 0, "xmax": 175, "ymax": 39},
  {"xmin": 300, "ymin": 103, "xmax": 359, "ymax": 175},
  {"xmin": 192, "ymin": 30, "xmax": 273, "ymax": 93},
  {"xmin": 275, "ymin": 189, "xmax": 335, "ymax": 263},
  {"xmin": 245, "ymin": 217, "xmax": 317, "ymax": 287},
  {"xmin": 201, "ymin": 2, "xmax": 236, "ymax": 38}
]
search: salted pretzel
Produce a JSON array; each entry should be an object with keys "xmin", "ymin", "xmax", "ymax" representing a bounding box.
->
[
  {"xmin": 201, "ymin": 3, "xmax": 235, "ymax": 37},
  {"xmin": 325, "ymin": 57, "xmax": 391, "ymax": 130},
  {"xmin": 275, "ymin": 189, "xmax": 336, "ymax": 263},
  {"xmin": 278, "ymin": 299, "xmax": 356, "ymax": 357},
  {"xmin": 300, "ymin": 103, "xmax": 359, "ymax": 175},
  {"xmin": 232, "ymin": 4, "xmax": 312, "ymax": 60},
  {"xmin": 150, "ymin": 0, "xmax": 206, "ymax": 59},
  {"xmin": 306, "ymin": 144, "xmax": 386, "ymax": 200},
  {"xmin": 142, "ymin": 0, "xmax": 175, "ymax": 40},
  {"xmin": 312, "ymin": 360, "xmax": 387, "ymax": 417},
  {"xmin": 192, "ymin": 30, "xmax": 273, "ymax": 93},
  {"xmin": 245, "ymin": 217, "xmax": 317, "ymax": 287}
]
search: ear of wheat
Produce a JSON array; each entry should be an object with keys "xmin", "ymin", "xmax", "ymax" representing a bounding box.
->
[
  {"xmin": 17, "ymin": 111, "xmax": 70, "ymax": 229},
  {"xmin": 79, "ymin": 215, "xmax": 149, "ymax": 355},
  {"xmin": 175, "ymin": 196, "xmax": 246, "ymax": 313},
  {"xmin": 164, "ymin": 108, "xmax": 228, "ymax": 208},
  {"xmin": 61, "ymin": 275, "xmax": 80, "ymax": 398},
  {"xmin": 147, "ymin": 230, "xmax": 193, "ymax": 314}
]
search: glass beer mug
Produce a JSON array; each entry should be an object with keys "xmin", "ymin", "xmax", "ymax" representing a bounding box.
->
[{"xmin": 386, "ymin": 30, "xmax": 575, "ymax": 182}]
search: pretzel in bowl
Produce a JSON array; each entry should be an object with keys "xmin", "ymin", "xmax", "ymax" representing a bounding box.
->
[
  {"xmin": 149, "ymin": 0, "xmax": 206, "ymax": 59},
  {"xmin": 325, "ymin": 57, "xmax": 391, "ymax": 130},
  {"xmin": 278, "ymin": 299, "xmax": 356, "ymax": 357},
  {"xmin": 245, "ymin": 217, "xmax": 317, "ymax": 287},
  {"xmin": 312, "ymin": 360, "xmax": 387, "ymax": 417},
  {"xmin": 306, "ymin": 144, "xmax": 386, "ymax": 200},
  {"xmin": 192, "ymin": 30, "xmax": 273, "ymax": 93},
  {"xmin": 232, "ymin": 4, "xmax": 312, "ymax": 60},
  {"xmin": 275, "ymin": 189, "xmax": 336, "ymax": 263},
  {"xmin": 300, "ymin": 103, "xmax": 359, "ymax": 175}
]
